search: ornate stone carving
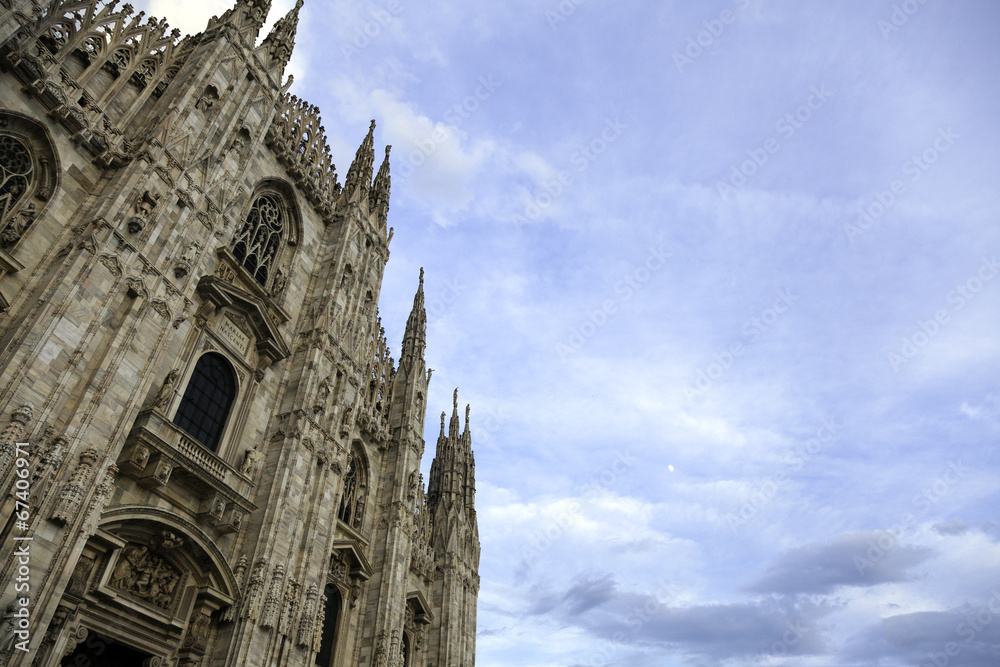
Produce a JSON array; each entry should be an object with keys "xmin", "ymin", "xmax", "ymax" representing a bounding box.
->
[
  {"xmin": 241, "ymin": 448, "xmax": 262, "ymax": 478},
  {"xmin": 174, "ymin": 241, "xmax": 200, "ymax": 278},
  {"xmin": 1, "ymin": 202, "xmax": 36, "ymax": 246},
  {"xmin": 125, "ymin": 275, "xmax": 149, "ymax": 299},
  {"xmin": 98, "ymin": 253, "xmax": 123, "ymax": 278},
  {"xmin": 260, "ymin": 564, "xmax": 285, "ymax": 629},
  {"xmin": 0, "ymin": 601, "xmax": 22, "ymax": 663},
  {"xmin": 66, "ymin": 555, "xmax": 96, "ymax": 597},
  {"xmin": 296, "ymin": 583, "xmax": 318, "ymax": 648},
  {"xmin": 151, "ymin": 298, "xmax": 171, "ymax": 319},
  {"xmin": 50, "ymin": 447, "xmax": 98, "ymax": 524},
  {"xmin": 183, "ymin": 612, "xmax": 211, "ymax": 653},
  {"xmin": 278, "ymin": 578, "xmax": 299, "ymax": 636},
  {"xmin": 0, "ymin": 403, "xmax": 33, "ymax": 489},
  {"xmin": 127, "ymin": 190, "xmax": 161, "ymax": 234},
  {"xmin": 108, "ymin": 543, "xmax": 183, "ymax": 611},
  {"xmin": 243, "ymin": 560, "xmax": 267, "ymax": 622},
  {"xmin": 313, "ymin": 374, "xmax": 332, "ymax": 414},
  {"xmin": 195, "ymin": 86, "xmax": 219, "ymax": 113},
  {"xmin": 270, "ymin": 267, "xmax": 287, "ymax": 297},
  {"xmin": 149, "ymin": 369, "xmax": 179, "ymax": 411}
]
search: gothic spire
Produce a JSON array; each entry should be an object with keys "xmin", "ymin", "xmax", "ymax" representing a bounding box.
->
[
  {"xmin": 341, "ymin": 120, "xmax": 376, "ymax": 204},
  {"xmin": 213, "ymin": 0, "xmax": 272, "ymax": 41},
  {"xmin": 258, "ymin": 0, "xmax": 302, "ymax": 76},
  {"xmin": 427, "ymin": 388, "xmax": 478, "ymax": 544},
  {"xmin": 370, "ymin": 144, "xmax": 391, "ymax": 229},
  {"xmin": 449, "ymin": 388, "xmax": 460, "ymax": 439},
  {"xmin": 399, "ymin": 268, "xmax": 426, "ymax": 368}
]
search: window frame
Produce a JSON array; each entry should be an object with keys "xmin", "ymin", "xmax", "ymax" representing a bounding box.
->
[
  {"xmin": 171, "ymin": 352, "xmax": 240, "ymax": 454},
  {"xmin": 0, "ymin": 112, "xmax": 60, "ymax": 254},
  {"xmin": 230, "ymin": 180, "xmax": 301, "ymax": 296}
]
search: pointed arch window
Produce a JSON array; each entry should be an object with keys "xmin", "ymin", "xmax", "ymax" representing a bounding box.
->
[
  {"xmin": 0, "ymin": 135, "xmax": 33, "ymax": 228},
  {"xmin": 232, "ymin": 194, "xmax": 283, "ymax": 287},
  {"xmin": 173, "ymin": 353, "xmax": 236, "ymax": 452}
]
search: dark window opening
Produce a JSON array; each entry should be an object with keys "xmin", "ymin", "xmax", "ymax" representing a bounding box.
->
[{"xmin": 173, "ymin": 353, "xmax": 236, "ymax": 451}]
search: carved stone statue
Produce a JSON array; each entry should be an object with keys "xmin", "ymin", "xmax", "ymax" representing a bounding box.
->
[
  {"xmin": 195, "ymin": 86, "xmax": 219, "ymax": 112},
  {"xmin": 150, "ymin": 369, "xmax": 179, "ymax": 410},
  {"xmin": 270, "ymin": 268, "xmax": 287, "ymax": 297},
  {"xmin": 174, "ymin": 241, "xmax": 200, "ymax": 278},
  {"xmin": 229, "ymin": 130, "xmax": 249, "ymax": 155},
  {"xmin": 181, "ymin": 241, "xmax": 199, "ymax": 264},
  {"xmin": 0, "ymin": 601, "xmax": 18, "ymax": 659},
  {"xmin": 127, "ymin": 190, "xmax": 161, "ymax": 234},
  {"xmin": 1, "ymin": 202, "xmax": 36, "ymax": 246},
  {"xmin": 241, "ymin": 448, "xmax": 262, "ymax": 477}
]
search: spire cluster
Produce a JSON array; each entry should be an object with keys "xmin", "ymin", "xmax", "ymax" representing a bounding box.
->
[
  {"xmin": 259, "ymin": 0, "xmax": 303, "ymax": 75},
  {"xmin": 426, "ymin": 388, "xmax": 477, "ymax": 528}
]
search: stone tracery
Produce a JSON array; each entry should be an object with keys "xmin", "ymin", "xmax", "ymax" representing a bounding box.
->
[{"xmin": 232, "ymin": 193, "xmax": 283, "ymax": 287}]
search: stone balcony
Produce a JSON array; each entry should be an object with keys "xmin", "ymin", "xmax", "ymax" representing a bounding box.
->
[{"xmin": 118, "ymin": 409, "xmax": 257, "ymax": 533}]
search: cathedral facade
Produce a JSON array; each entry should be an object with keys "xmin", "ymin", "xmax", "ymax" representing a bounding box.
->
[{"xmin": 0, "ymin": 0, "xmax": 480, "ymax": 665}]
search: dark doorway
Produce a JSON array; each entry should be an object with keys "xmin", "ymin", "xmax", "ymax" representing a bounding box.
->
[
  {"xmin": 61, "ymin": 630, "xmax": 153, "ymax": 666},
  {"xmin": 315, "ymin": 584, "xmax": 342, "ymax": 666}
]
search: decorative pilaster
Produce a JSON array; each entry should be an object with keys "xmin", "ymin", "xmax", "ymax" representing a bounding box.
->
[
  {"xmin": 50, "ymin": 448, "xmax": 99, "ymax": 524},
  {"xmin": 0, "ymin": 403, "xmax": 33, "ymax": 493}
]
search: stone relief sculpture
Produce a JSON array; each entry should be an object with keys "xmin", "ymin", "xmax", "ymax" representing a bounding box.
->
[
  {"xmin": 1, "ymin": 201, "xmax": 36, "ymax": 246},
  {"xmin": 108, "ymin": 544, "xmax": 182, "ymax": 611}
]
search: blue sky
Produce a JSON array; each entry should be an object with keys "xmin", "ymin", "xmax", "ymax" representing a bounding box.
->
[{"xmin": 147, "ymin": 1, "xmax": 1000, "ymax": 664}]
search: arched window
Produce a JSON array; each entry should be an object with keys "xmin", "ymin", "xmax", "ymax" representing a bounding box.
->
[
  {"xmin": 315, "ymin": 585, "xmax": 341, "ymax": 667},
  {"xmin": 173, "ymin": 353, "xmax": 236, "ymax": 452},
  {"xmin": 0, "ymin": 113, "xmax": 58, "ymax": 251},
  {"xmin": 232, "ymin": 194, "xmax": 283, "ymax": 287},
  {"xmin": 402, "ymin": 632, "xmax": 411, "ymax": 667},
  {"xmin": 0, "ymin": 135, "xmax": 32, "ymax": 223}
]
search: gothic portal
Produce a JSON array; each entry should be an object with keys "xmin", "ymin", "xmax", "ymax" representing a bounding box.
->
[{"xmin": 0, "ymin": 0, "xmax": 480, "ymax": 665}]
